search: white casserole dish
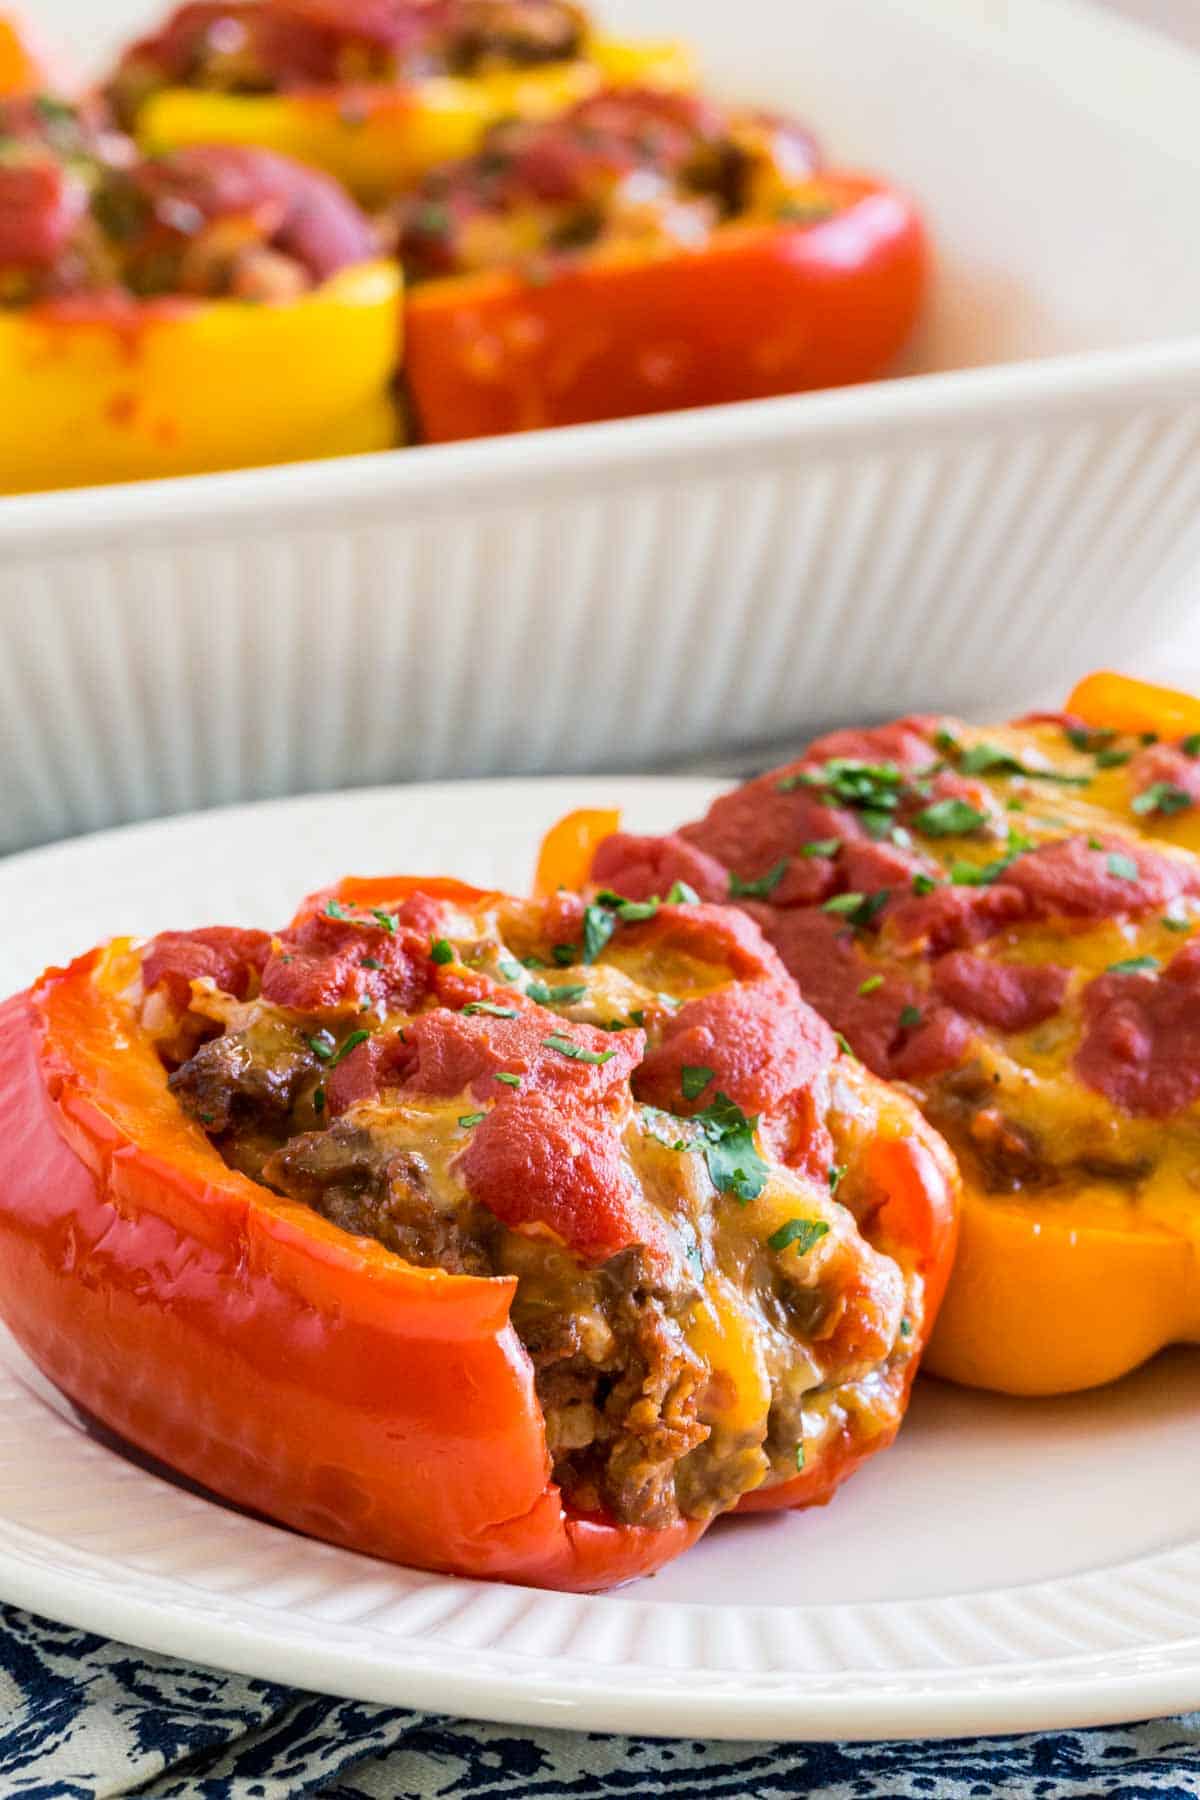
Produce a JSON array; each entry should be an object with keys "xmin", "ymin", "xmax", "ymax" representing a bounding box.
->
[{"xmin": 3, "ymin": 0, "xmax": 1200, "ymax": 852}]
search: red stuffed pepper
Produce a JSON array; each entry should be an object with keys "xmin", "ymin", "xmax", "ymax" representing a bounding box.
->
[
  {"xmin": 393, "ymin": 88, "xmax": 928, "ymax": 440},
  {"xmin": 0, "ymin": 875, "xmax": 956, "ymax": 1589}
]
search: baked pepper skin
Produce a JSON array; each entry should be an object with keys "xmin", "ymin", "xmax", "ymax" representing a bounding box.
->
[
  {"xmin": 0, "ymin": 261, "xmax": 400, "ymax": 494},
  {"xmin": 0, "ymin": 934, "xmax": 699, "ymax": 1591},
  {"xmin": 136, "ymin": 40, "xmax": 694, "ymax": 203},
  {"xmin": 405, "ymin": 175, "xmax": 927, "ymax": 441},
  {"xmin": 0, "ymin": 16, "xmax": 41, "ymax": 93},
  {"xmin": 534, "ymin": 677, "xmax": 1200, "ymax": 1401},
  {"xmin": 929, "ymin": 674, "xmax": 1200, "ymax": 1395}
]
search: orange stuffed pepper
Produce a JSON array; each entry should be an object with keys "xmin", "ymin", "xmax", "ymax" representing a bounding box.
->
[
  {"xmin": 107, "ymin": 0, "xmax": 693, "ymax": 202},
  {"xmin": 539, "ymin": 675, "xmax": 1200, "ymax": 1399},
  {"xmin": 0, "ymin": 94, "xmax": 400, "ymax": 491},
  {"xmin": 394, "ymin": 87, "xmax": 928, "ymax": 440},
  {"xmin": 0, "ymin": 875, "xmax": 956, "ymax": 1589}
]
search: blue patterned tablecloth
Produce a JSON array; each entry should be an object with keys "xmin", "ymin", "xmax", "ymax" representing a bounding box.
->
[{"xmin": 2, "ymin": 1603, "xmax": 1198, "ymax": 1800}]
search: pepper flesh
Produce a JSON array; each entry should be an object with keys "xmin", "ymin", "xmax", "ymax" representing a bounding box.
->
[
  {"xmin": 0, "ymin": 933, "xmax": 699, "ymax": 1590},
  {"xmin": 0, "ymin": 869, "xmax": 957, "ymax": 1580},
  {"xmin": 0, "ymin": 16, "xmax": 40, "ymax": 92},
  {"xmin": 537, "ymin": 679, "xmax": 1200, "ymax": 1398},
  {"xmin": 0, "ymin": 260, "xmax": 401, "ymax": 494},
  {"xmin": 136, "ymin": 39, "xmax": 694, "ymax": 202},
  {"xmin": 405, "ymin": 176, "xmax": 927, "ymax": 442}
]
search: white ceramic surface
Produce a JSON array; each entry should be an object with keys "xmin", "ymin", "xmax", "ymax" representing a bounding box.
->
[
  {"xmin": 3, "ymin": 777, "xmax": 1200, "ymax": 1741},
  {"xmin": 4, "ymin": 0, "xmax": 1200, "ymax": 851}
]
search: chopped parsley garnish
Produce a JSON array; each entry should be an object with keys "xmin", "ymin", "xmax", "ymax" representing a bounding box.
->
[
  {"xmin": 458, "ymin": 1111, "xmax": 486, "ymax": 1128},
  {"xmin": 496, "ymin": 955, "xmax": 523, "ymax": 982},
  {"xmin": 595, "ymin": 889, "xmax": 660, "ymax": 923},
  {"xmin": 494, "ymin": 1071, "xmax": 522, "ymax": 1087},
  {"xmin": 834, "ymin": 1032, "xmax": 855, "ymax": 1058},
  {"xmin": 430, "ymin": 937, "xmax": 454, "ymax": 965},
  {"xmin": 802, "ymin": 838, "xmax": 842, "ymax": 859},
  {"xmin": 552, "ymin": 944, "xmax": 578, "ymax": 966},
  {"xmin": 822, "ymin": 889, "xmax": 890, "ymax": 929},
  {"xmin": 1132, "ymin": 781, "xmax": 1193, "ymax": 817},
  {"xmin": 360, "ymin": 957, "xmax": 382, "ymax": 970},
  {"xmin": 1184, "ymin": 734, "xmax": 1200, "ymax": 758},
  {"xmin": 787, "ymin": 758, "xmax": 906, "ymax": 816},
  {"xmin": 768, "ymin": 1218, "xmax": 830, "ymax": 1256},
  {"xmin": 325, "ymin": 898, "xmax": 352, "ymax": 920},
  {"xmin": 640, "ymin": 1105, "xmax": 689, "ymax": 1152},
  {"xmin": 694, "ymin": 1093, "xmax": 769, "ymax": 1203},
  {"xmin": 522, "ymin": 954, "xmax": 546, "ymax": 969},
  {"xmin": 1163, "ymin": 915, "xmax": 1192, "ymax": 932},
  {"xmin": 1107, "ymin": 853, "xmax": 1139, "ymax": 882},
  {"xmin": 913, "ymin": 798, "xmax": 987, "ymax": 837},
  {"xmin": 958, "ymin": 742, "xmax": 1091, "ymax": 786},
  {"xmin": 1106, "ymin": 956, "xmax": 1158, "ymax": 975},
  {"xmin": 309, "ymin": 1028, "xmax": 370, "ymax": 1067},
  {"xmin": 729, "ymin": 860, "xmax": 789, "ymax": 899},
  {"xmin": 681, "ymin": 1065, "xmax": 714, "ymax": 1100},
  {"xmin": 528, "ymin": 981, "xmax": 587, "ymax": 1006},
  {"xmin": 911, "ymin": 872, "xmax": 937, "ymax": 895},
  {"xmin": 543, "ymin": 1034, "xmax": 615, "ymax": 1066},
  {"xmin": 1142, "ymin": 732, "xmax": 1160, "ymax": 746},
  {"xmin": 898, "ymin": 1004, "xmax": 923, "ymax": 1029},
  {"xmin": 1095, "ymin": 748, "xmax": 1132, "ymax": 769},
  {"xmin": 957, "ymin": 744, "xmax": 1025, "ymax": 777},
  {"xmin": 933, "ymin": 728, "xmax": 960, "ymax": 755},
  {"xmin": 1087, "ymin": 836, "xmax": 1103, "ymax": 851},
  {"xmin": 630, "ymin": 1008, "xmax": 646, "ymax": 1028},
  {"xmin": 666, "ymin": 880, "xmax": 700, "ymax": 904},
  {"xmin": 795, "ymin": 1440, "xmax": 806, "ymax": 1471},
  {"xmin": 899, "ymin": 1317, "xmax": 913, "ymax": 1339},
  {"xmin": 1066, "ymin": 725, "xmax": 1116, "ymax": 752},
  {"xmin": 828, "ymin": 1164, "xmax": 847, "ymax": 1194},
  {"xmin": 371, "ymin": 908, "xmax": 398, "ymax": 935},
  {"xmin": 312, "ymin": 1088, "xmax": 324, "ymax": 1116},
  {"xmin": 858, "ymin": 974, "xmax": 884, "ymax": 996},
  {"xmin": 463, "ymin": 1002, "xmax": 518, "ymax": 1018},
  {"xmin": 582, "ymin": 903, "xmax": 617, "ymax": 963}
]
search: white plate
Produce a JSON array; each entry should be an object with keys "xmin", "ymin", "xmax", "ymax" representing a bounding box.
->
[{"xmin": 3, "ymin": 777, "xmax": 1200, "ymax": 1742}]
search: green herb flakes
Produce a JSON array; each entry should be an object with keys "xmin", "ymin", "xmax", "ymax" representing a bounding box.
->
[
  {"xmin": 898, "ymin": 1004, "xmax": 923, "ymax": 1030},
  {"xmin": 768, "ymin": 1218, "xmax": 830, "ymax": 1256},
  {"xmin": 494, "ymin": 1071, "xmax": 522, "ymax": 1087},
  {"xmin": 582, "ymin": 904, "xmax": 617, "ymax": 963},
  {"xmin": 528, "ymin": 981, "xmax": 587, "ymax": 1006},
  {"xmin": 913, "ymin": 798, "xmax": 988, "ymax": 837},
  {"xmin": 1107, "ymin": 853, "xmax": 1139, "ymax": 882},
  {"xmin": 543, "ymin": 1034, "xmax": 615, "ymax": 1066},
  {"xmin": 458, "ymin": 1112, "xmax": 486, "ymax": 1128},
  {"xmin": 729, "ymin": 860, "xmax": 789, "ymax": 899},
  {"xmin": 667, "ymin": 880, "xmax": 700, "ymax": 904},
  {"xmin": 1132, "ymin": 781, "xmax": 1193, "ymax": 818},
  {"xmin": 858, "ymin": 974, "xmax": 884, "ymax": 996},
  {"xmin": 801, "ymin": 838, "xmax": 842, "ymax": 859},
  {"xmin": 694, "ymin": 1093, "xmax": 769, "ymax": 1203},
  {"xmin": 430, "ymin": 937, "xmax": 454, "ymax": 965},
  {"xmin": 681, "ymin": 1065, "xmax": 714, "ymax": 1100},
  {"xmin": 828, "ymin": 1164, "xmax": 847, "ymax": 1194},
  {"xmin": 463, "ymin": 1002, "xmax": 518, "ymax": 1019}
]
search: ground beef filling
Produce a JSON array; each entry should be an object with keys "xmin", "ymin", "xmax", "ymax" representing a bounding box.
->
[{"xmin": 169, "ymin": 1037, "xmax": 712, "ymax": 1529}]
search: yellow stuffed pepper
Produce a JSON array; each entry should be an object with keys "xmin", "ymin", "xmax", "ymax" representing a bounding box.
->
[
  {"xmin": 107, "ymin": 0, "xmax": 693, "ymax": 203},
  {"xmin": 0, "ymin": 95, "xmax": 400, "ymax": 492},
  {"xmin": 535, "ymin": 674, "xmax": 1200, "ymax": 1399}
]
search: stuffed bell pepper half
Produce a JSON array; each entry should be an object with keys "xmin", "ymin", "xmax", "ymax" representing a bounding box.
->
[
  {"xmin": 389, "ymin": 86, "xmax": 927, "ymax": 439},
  {"xmin": 0, "ymin": 876, "xmax": 957, "ymax": 1589},
  {"xmin": 539, "ymin": 675, "xmax": 1200, "ymax": 1400},
  {"xmin": 107, "ymin": 0, "xmax": 693, "ymax": 201},
  {"xmin": 0, "ymin": 92, "xmax": 400, "ymax": 491}
]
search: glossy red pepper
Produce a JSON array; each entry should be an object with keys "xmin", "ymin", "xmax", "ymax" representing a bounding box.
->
[
  {"xmin": 0, "ymin": 870, "xmax": 957, "ymax": 1582},
  {"xmin": 405, "ymin": 173, "xmax": 928, "ymax": 441}
]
